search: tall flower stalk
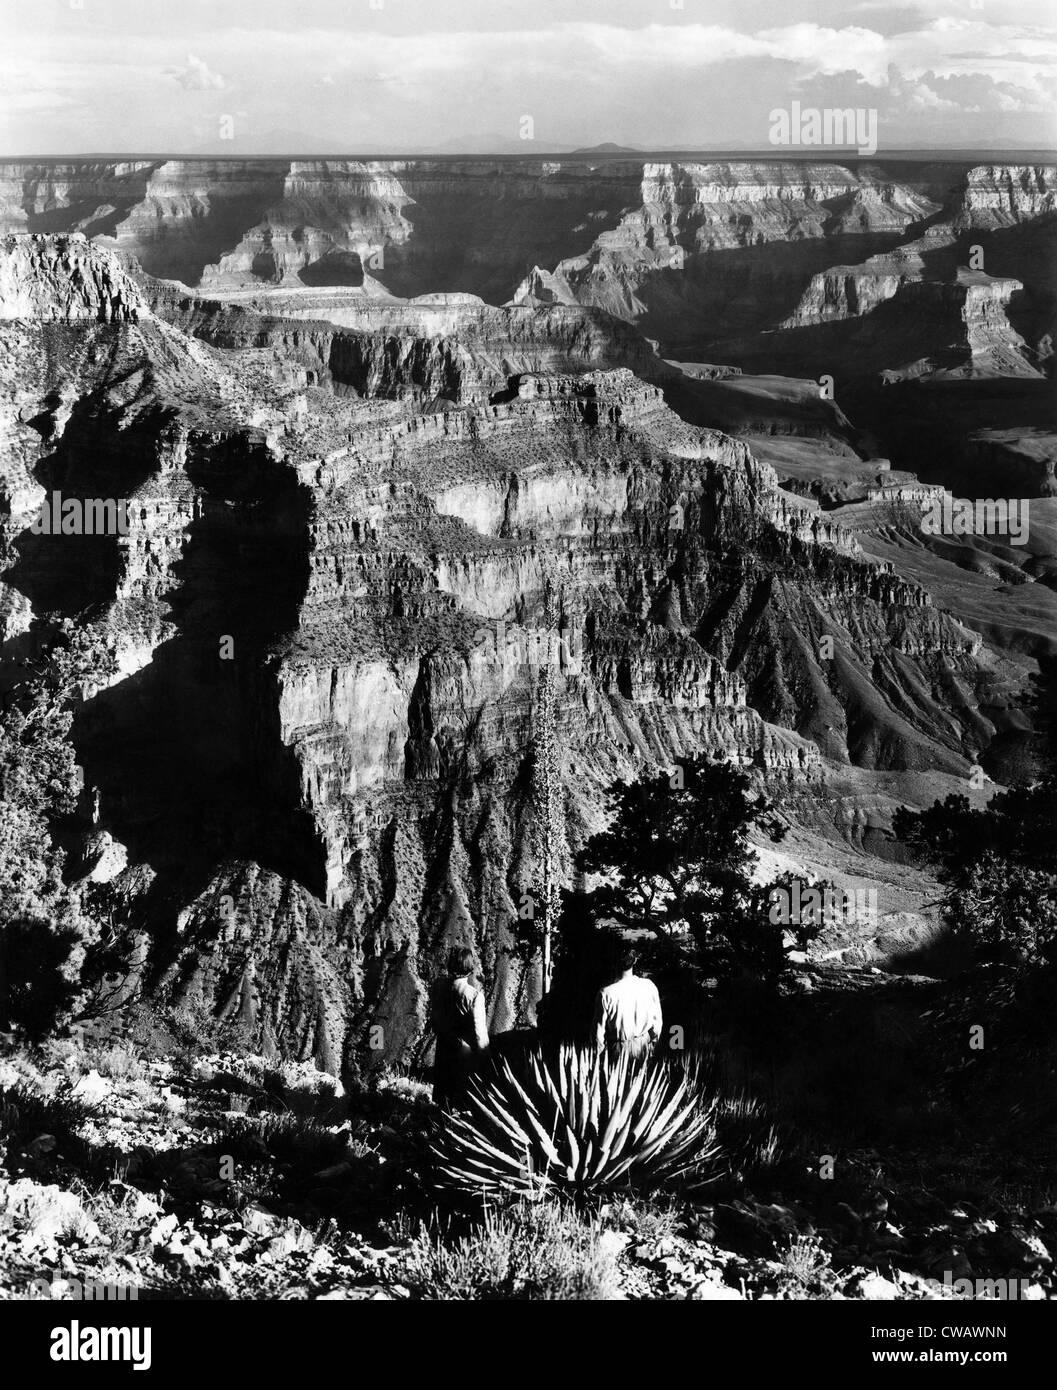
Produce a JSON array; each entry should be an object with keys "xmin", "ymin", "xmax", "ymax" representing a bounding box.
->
[{"xmin": 531, "ymin": 666, "xmax": 565, "ymax": 995}]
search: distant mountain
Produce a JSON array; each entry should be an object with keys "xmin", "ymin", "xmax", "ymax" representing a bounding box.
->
[{"xmin": 571, "ymin": 142, "xmax": 641, "ymax": 155}]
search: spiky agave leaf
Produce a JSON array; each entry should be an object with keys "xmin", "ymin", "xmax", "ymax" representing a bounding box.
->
[{"xmin": 430, "ymin": 1044, "xmax": 719, "ymax": 1198}]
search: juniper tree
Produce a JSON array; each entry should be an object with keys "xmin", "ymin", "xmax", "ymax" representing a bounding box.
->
[
  {"xmin": 895, "ymin": 778, "xmax": 1057, "ymax": 966},
  {"xmin": 571, "ymin": 754, "xmax": 790, "ymax": 986},
  {"xmin": 0, "ymin": 624, "xmax": 112, "ymax": 1038}
]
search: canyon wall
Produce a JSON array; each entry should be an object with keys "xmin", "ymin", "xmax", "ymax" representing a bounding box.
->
[
  {"xmin": 2, "ymin": 159, "xmax": 1050, "ymax": 347},
  {"xmin": 0, "ymin": 213, "xmax": 1039, "ymax": 1072}
]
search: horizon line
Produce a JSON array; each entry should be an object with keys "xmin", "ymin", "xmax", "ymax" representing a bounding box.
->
[{"xmin": 3, "ymin": 146, "xmax": 1056, "ymax": 161}]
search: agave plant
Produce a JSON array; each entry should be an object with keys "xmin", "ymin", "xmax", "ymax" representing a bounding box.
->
[{"xmin": 431, "ymin": 1045, "xmax": 718, "ymax": 1198}]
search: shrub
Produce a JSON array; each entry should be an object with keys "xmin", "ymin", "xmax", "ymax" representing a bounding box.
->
[
  {"xmin": 895, "ymin": 781, "xmax": 1057, "ymax": 966},
  {"xmin": 0, "ymin": 1081, "xmax": 96, "ymax": 1153},
  {"xmin": 0, "ymin": 626, "xmax": 127, "ymax": 1040},
  {"xmin": 396, "ymin": 1199, "xmax": 622, "ymax": 1300},
  {"xmin": 0, "ymin": 1080, "xmax": 98, "ymax": 1180},
  {"xmin": 205, "ymin": 1111, "xmax": 348, "ymax": 1167},
  {"xmin": 605, "ymin": 1195, "xmax": 682, "ymax": 1243},
  {"xmin": 159, "ymin": 1004, "xmax": 228, "ymax": 1063},
  {"xmin": 86, "ymin": 1042, "xmax": 147, "ymax": 1082},
  {"xmin": 714, "ymin": 1094, "xmax": 783, "ymax": 1184},
  {"xmin": 953, "ymin": 855, "xmax": 1057, "ymax": 965},
  {"xmin": 776, "ymin": 1232, "xmax": 839, "ymax": 1300},
  {"xmin": 431, "ymin": 1044, "xmax": 717, "ymax": 1199}
]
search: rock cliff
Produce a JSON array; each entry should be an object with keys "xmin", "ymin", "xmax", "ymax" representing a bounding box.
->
[
  {"xmin": 0, "ymin": 227, "xmax": 1036, "ymax": 1073},
  {"xmin": 0, "ymin": 233, "xmax": 143, "ymax": 323}
]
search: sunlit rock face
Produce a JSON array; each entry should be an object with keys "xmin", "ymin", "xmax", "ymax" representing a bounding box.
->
[
  {"xmin": 3, "ymin": 157, "xmax": 1051, "ymax": 378},
  {"xmin": 955, "ymin": 165, "xmax": 1057, "ymax": 226},
  {"xmin": 0, "ymin": 233, "xmax": 143, "ymax": 322}
]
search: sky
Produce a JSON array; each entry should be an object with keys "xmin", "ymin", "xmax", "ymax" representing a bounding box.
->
[{"xmin": 1, "ymin": 0, "xmax": 1055, "ymax": 155}]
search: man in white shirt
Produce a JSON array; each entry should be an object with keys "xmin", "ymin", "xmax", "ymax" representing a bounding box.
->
[{"xmin": 593, "ymin": 943, "xmax": 662, "ymax": 1060}]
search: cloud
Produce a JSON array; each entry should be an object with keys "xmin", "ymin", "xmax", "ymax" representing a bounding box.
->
[
  {"xmin": 895, "ymin": 67, "xmax": 1052, "ymax": 115},
  {"xmin": 757, "ymin": 24, "xmax": 891, "ymax": 84},
  {"xmin": 1, "ymin": 12, "xmax": 1054, "ymax": 153},
  {"xmin": 169, "ymin": 53, "xmax": 226, "ymax": 91},
  {"xmin": 851, "ymin": 0, "xmax": 1056, "ymax": 23}
]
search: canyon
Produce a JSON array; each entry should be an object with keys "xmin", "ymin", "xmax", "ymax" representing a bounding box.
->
[{"xmin": 0, "ymin": 155, "xmax": 1054, "ymax": 1073}]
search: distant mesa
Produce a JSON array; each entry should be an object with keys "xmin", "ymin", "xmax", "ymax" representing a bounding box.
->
[{"xmin": 571, "ymin": 142, "xmax": 640, "ymax": 155}]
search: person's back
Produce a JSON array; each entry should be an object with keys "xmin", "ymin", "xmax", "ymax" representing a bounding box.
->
[
  {"xmin": 432, "ymin": 946, "xmax": 490, "ymax": 1108},
  {"xmin": 594, "ymin": 945, "xmax": 662, "ymax": 1059},
  {"xmin": 441, "ymin": 974, "xmax": 488, "ymax": 1047}
]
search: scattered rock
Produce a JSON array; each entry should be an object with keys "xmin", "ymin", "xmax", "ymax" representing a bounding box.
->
[
  {"xmin": 688, "ymin": 1274, "xmax": 745, "ymax": 1300},
  {"xmin": 847, "ymin": 1271, "xmax": 901, "ymax": 1300},
  {"xmin": 266, "ymin": 1222, "xmax": 315, "ymax": 1259},
  {"xmin": 0, "ymin": 1178, "xmax": 101, "ymax": 1242},
  {"xmin": 148, "ymin": 1214, "xmax": 179, "ymax": 1246},
  {"xmin": 70, "ymin": 1070, "xmax": 111, "ymax": 1105},
  {"xmin": 241, "ymin": 1203, "xmax": 281, "ymax": 1236}
]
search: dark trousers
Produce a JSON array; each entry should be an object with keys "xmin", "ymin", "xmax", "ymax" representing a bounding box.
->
[
  {"xmin": 606, "ymin": 1035, "xmax": 655, "ymax": 1062},
  {"xmin": 433, "ymin": 1037, "xmax": 476, "ymax": 1110}
]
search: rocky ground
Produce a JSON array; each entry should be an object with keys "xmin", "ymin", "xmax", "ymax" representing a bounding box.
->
[{"xmin": 2, "ymin": 1005, "xmax": 1054, "ymax": 1301}]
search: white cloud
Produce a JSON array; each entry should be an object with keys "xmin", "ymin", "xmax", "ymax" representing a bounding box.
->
[
  {"xmin": 1, "ymin": 13, "xmax": 1053, "ymax": 152},
  {"xmin": 757, "ymin": 24, "xmax": 891, "ymax": 85},
  {"xmin": 169, "ymin": 53, "xmax": 226, "ymax": 91},
  {"xmin": 851, "ymin": 0, "xmax": 1055, "ymax": 24}
]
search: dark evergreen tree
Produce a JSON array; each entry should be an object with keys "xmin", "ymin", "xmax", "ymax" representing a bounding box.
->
[{"xmin": 571, "ymin": 755, "xmax": 791, "ymax": 986}]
